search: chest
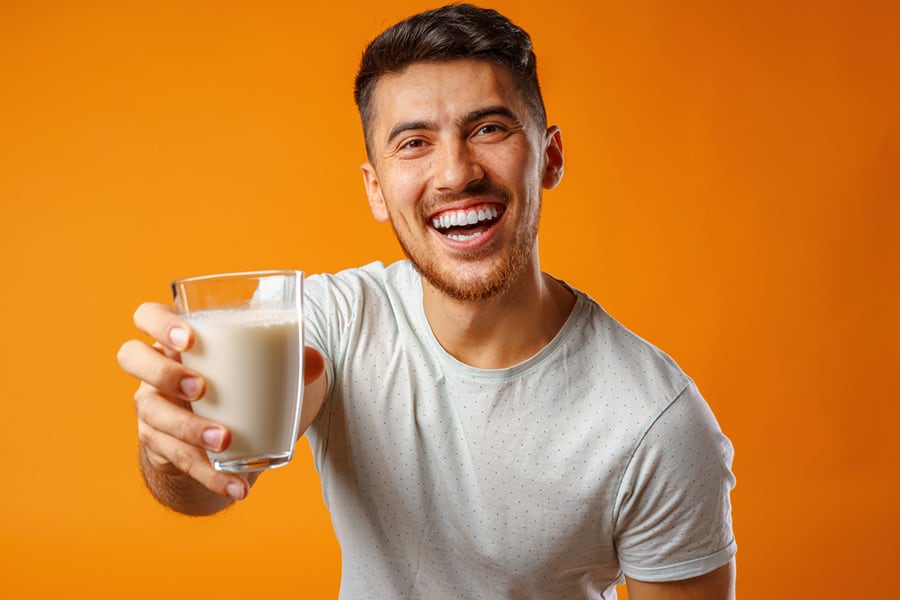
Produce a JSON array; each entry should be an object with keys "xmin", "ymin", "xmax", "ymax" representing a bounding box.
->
[{"xmin": 327, "ymin": 351, "xmax": 640, "ymax": 581}]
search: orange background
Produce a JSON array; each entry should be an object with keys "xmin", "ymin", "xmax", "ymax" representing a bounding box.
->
[{"xmin": 1, "ymin": 1, "xmax": 897, "ymax": 598}]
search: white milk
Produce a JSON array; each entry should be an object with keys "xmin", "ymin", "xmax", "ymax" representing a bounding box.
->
[{"xmin": 181, "ymin": 309, "xmax": 302, "ymax": 469}]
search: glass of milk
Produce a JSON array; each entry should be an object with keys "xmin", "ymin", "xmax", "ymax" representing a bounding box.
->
[{"xmin": 171, "ymin": 270, "xmax": 303, "ymax": 473}]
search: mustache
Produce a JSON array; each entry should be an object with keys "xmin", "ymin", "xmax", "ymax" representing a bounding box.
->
[{"xmin": 422, "ymin": 179, "xmax": 511, "ymax": 214}]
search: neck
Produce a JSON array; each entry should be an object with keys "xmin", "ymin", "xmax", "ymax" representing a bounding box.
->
[{"xmin": 421, "ymin": 262, "xmax": 576, "ymax": 369}]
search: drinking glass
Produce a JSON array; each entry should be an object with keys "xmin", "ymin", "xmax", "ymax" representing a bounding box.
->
[{"xmin": 171, "ymin": 270, "xmax": 304, "ymax": 472}]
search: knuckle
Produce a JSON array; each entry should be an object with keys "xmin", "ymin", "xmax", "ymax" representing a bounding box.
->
[
  {"xmin": 170, "ymin": 445, "xmax": 197, "ymax": 475},
  {"xmin": 136, "ymin": 420, "xmax": 155, "ymax": 446},
  {"xmin": 133, "ymin": 385, "xmax": 155, "ymax": 416},
  {"xmin": 151, "ymin": 358, "xmax": 182, "ymax": 390},
  {"xmin": 176, "ymin": 415, "xmax": 202, "ymax": 445}
]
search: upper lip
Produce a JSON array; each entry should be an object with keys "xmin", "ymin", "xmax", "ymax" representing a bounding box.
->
[{"xmin": 426, "ymin": 199, "xmax": 505, "ymax": 221}]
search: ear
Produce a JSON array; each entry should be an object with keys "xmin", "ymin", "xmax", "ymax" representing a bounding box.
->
[
  {"xmin": 361, "ymin": 162, "xmax": 390, "ymax": 222},
  {"xmin": 541, "ymin": 126, "xmax": 564, "ymax": 190}
]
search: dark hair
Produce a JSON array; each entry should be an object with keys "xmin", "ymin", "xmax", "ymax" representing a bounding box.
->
[{"xmin": 354, "ymin": 3, "xmax": 547, "ymax": 157}]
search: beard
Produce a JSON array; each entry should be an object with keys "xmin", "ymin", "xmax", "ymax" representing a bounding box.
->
[{"xmin": 390, "ymin": 180, "xmax": 541, "ymax": 303}]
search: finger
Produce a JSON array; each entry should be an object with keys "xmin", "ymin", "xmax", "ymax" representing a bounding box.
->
[
  {"xmin": 118, "ymin": 340, "xmax": 205, "ymax": 401},
  {"xmin": 134, "ymin": 383, "xmax": 227, "ymax": 451},
  {"xmin": 133, "ymin": 301, "xmax": 193, "ymax": 352},
  {"xmin": 138, "ymin": 423, "xmax": 247, "ymax": 499},
  {"xmin": 152, "ymin": 340, "xmax": 180, "ymax": 361},
  {"xmin": 303, "ymin": 346, "xmax": 325, "ymax": 386}
]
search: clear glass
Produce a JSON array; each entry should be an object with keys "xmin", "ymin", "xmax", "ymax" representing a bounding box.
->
[{"xmin": 171, "ymin": 270, "xmax": 304, "ymax": 473}]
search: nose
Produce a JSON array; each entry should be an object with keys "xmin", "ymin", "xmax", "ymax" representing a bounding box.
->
[{"xmin": 433, "ymin": 139, "xmax": 484, "ymax": 192}]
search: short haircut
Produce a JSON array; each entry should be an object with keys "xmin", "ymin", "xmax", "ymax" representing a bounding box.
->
[{"xmin": 354, "ymin": 3, "xmax": 547, "ymax": 158}]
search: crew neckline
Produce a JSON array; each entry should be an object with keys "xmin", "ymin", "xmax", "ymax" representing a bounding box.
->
[{"xmin": 408, "ymin": 270, "xmax": 587, "ymax": 382}]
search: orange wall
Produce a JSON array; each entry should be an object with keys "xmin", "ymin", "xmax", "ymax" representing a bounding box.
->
[{"xmin": 1, "ymin": 1, "xmax": 897, "ymax": 598}]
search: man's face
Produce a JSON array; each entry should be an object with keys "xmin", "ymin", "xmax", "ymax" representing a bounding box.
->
[{"xmin": 361, "ymin": 59, "xmax": 563, "ymax": 302}]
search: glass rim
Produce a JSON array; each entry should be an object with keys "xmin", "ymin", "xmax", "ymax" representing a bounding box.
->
[{"xmin": 171, "ymin": 269, "xmax": 303, "ymax": 286}]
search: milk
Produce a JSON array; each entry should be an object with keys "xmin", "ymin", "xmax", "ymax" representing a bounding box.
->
[{"xmin": 181, "ymin": 309, "xmax": 302, "ymax": 471}]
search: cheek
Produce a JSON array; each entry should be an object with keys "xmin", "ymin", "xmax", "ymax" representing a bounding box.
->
[
  {"xmin": 495, "ymin": 154, "xmax": 539, "ymax": 198},
  {"xmin": 384, "ymin": 164, "xmax": 431, "ymax": 214},
  {"xmin": 485, "ymin": 137, "xmax": 540, "ymax": 184}
]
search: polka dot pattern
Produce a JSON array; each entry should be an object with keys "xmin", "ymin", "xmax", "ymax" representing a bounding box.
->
[{"xmin": 303, "ymin": 262, "xmax": 736, "ymax": 598}]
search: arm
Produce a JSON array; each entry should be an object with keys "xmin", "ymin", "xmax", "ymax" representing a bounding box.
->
[
  {"xmin": 614, "ymin": 384, "xmax": 737, "ymax": 596},
  {"xmin": 118, "ymin": 302, "xmax": 326, "ymax": 516},
  {"xmin": 626, "ymin": 560, "xmax": 736, "ymax": 600}
]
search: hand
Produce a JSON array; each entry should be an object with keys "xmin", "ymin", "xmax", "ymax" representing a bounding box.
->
[
  {"xmin": 117, "ymin": 302, "xmax": 250, "ymax": 504},
  {"xmin": 118, "ymin": 301, "xmax": 327, "ymax": 512}
]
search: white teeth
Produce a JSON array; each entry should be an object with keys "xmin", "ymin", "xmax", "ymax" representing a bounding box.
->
[
  {"xmin": 431, "ymin": 206, "xmax": 501, "ymax": 231},
  {"xmin": 448, "ymin": 231, "xmax": 484, "ymax": 241}
]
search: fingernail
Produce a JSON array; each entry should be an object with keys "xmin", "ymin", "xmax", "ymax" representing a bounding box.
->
[
  {"xmin": 169, "ymin": 327, "xmax": 189, "ymax": 349},
  {"xmin": 180, "ymin": 376, "xmax": 202, "ymax": 398},
  {"xmin": 202, "ymin": 427, "xmax": 223, "ymax": 450},
  {"xmin": 226, "ymin": 482, "xmax": 246, "ymax": 500}
]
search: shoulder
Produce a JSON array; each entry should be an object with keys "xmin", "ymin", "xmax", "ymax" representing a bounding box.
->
[
  {"xmin": 561, "ymin": 283, "xmax": 692, "ymax": 418},
  {"xmin": 303, "ymin": 260, "xmax": 423, "ymax": 352},
  {"xmin": 305, "ymin": 260, "xmax": 417, "ymax": 292},
  {"xmin": 305, "ymin": 260, "xmax": 417, "ymax": 309},
  {"xmin": 303, "ymin": 261, "xmax": 421, "ymax": 396},
  {"xmin": 306, "ymin": 260, "xmax": 395, "ymax": 294}
]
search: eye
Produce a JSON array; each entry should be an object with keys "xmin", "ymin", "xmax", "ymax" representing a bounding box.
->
[
  {"xmin": 395, "ymin": 137, "xmax": 430, "ymax": 156},
  {"xmin": 476, "ymin": 124, "xmax": 503, "ymax": 135},
  {"xmin": 471, "ymin": 122, "xmax": 510, "ymax": 142}
]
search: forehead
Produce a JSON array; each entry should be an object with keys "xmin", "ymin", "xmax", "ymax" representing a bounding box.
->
[{"xmin": 369, "ymin": 59, "xmax": 526, "ymax": 131}]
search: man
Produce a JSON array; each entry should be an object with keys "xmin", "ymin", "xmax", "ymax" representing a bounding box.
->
[{"xmin": 118, "ymin": 4, "xmax": 736, "ymax": 598}]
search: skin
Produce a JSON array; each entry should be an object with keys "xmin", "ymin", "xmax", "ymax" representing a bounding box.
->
[
  {"xmin": 626, "ymin": 560, "xmax": 737, "ymax": 599},
  {"xmin": 117, "ymin": 57, "xmax": 735, "ymax": 598},
  {"xmin": 360, "ymin": 59, "xmax": 572, "ymax": 368}
]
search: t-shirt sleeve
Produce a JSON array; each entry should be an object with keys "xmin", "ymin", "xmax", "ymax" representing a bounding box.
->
[
  {"xmin": 302, "ymin": 272, "xmax": 339, "ymax": 398},
  {"xmin": 301, "ymin": 272, "xmax": 347, "ymax": 473},
  {"xmin": 301, "ymin": 264, "xmax": 387, "ymax": 431},
  {"xmin": 612, "ymin": 381, "xmax": 737, "ymax": 582}
]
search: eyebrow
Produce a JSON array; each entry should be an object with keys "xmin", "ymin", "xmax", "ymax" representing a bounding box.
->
[
  {"xmin": 384, "ymin": 105, "xmax": 523, "ymax": 147},
  {"xmin": 465, "ymin": 105, "xmax": 521, "ymax": 127},
  {"xmin": 386, "ymin": 119, "xmax": 437, "ymax": 146}
]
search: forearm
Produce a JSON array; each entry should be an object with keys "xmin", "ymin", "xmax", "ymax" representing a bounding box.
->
[{"xmin": 139, "ymin": 443, "xmax": 234, "ymax": 516}]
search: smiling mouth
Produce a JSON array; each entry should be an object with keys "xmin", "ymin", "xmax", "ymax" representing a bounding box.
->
[{"xmin": 430, "ymin": 205, "xmax": 503, "ymax": 241}]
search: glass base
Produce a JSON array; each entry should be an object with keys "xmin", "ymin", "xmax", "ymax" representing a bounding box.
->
[{"xmin": 211, "ymin": 453, "xmax": 292, "ymax": 473}]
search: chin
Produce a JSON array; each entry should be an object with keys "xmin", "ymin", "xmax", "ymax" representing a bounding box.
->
[{"xmin": 414, "ymin": 255, "xmax": 526, "ymax": 303}]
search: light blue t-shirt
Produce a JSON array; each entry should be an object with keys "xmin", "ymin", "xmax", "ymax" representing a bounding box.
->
[{"xmin": 303, "ymin": 261, "xmax": 736, "ymax": 599}]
